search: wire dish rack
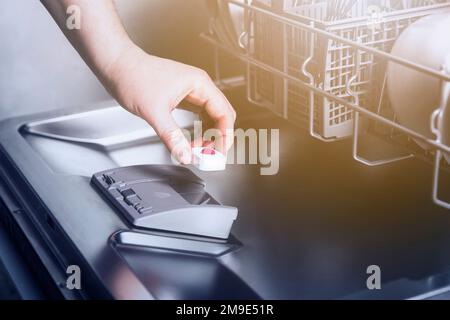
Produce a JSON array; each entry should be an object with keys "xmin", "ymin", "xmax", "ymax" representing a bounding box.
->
[
  {"xmin": 249, "ymin": 0, "xmax": 450, "ymax": 140},
  {"xmin": 203, "ymin": 0, "xmax": 450, "ymax": 209}
]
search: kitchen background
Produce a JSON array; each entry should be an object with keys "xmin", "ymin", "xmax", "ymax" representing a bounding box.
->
[{"xmin": 0, "ymin": 0, "xmax": 223, "ymax": 120}]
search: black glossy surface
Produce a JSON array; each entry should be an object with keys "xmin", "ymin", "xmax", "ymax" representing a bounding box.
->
[
  {"xmin": 1, "ymin": 90, "xmax": 450, "ymax": 299},
  {"xmin": 0, "ymin": 249, "xmax": 20, "ymax": 300},
  {"xmin": 116, "ymin": 246, "xmax": 259, "ymax": 300},
  {"xmin": 195, "ymin": 93, "xmax": 450, "ymax": 299}
]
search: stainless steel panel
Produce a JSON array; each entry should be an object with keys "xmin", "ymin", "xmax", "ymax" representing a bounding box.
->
[{"xmin": 22, "ymin": 104, "xmax": 197, "ymax": 177}]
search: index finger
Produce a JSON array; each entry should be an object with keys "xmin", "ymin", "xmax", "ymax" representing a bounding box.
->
[{"xmin": 185, "ymin": 76, "xmax": 236, "ymax": 153}]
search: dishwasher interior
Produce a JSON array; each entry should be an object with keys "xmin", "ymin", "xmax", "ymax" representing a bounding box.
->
[
  {"xmin": 206, "ymin": 0, "xmax": 450, "ymax": 209},
  {"xmin": 1, "ymin": 0, "xmax": 450, "ymax": 300}
]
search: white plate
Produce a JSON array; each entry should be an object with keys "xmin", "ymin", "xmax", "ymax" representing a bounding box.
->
[{"xmin": 387, "ymin": 13, "xmax": 450, "ymax": 152}]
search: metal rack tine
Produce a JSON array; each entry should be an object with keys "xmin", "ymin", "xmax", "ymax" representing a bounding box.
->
[
  {"xmin": 348, "ymin": 39, "xmax": 414, "ymax": 166},
  {"xmin": 302, "ymin": 21, "xmax": 339, "ymax": 142},
  {"xmin": 352, "ymin": 111, "xmax": 415, "ymax": 166},
  {"xmin": 431, "ymin": 74, "xmax": 450, "ymax": 208},
  {"xmin": 432, "ymin": 150, "xmax": 450, "ymax": 209}
]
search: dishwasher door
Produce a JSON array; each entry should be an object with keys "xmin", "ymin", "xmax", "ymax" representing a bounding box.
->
[{"xmin": 2, "ymin": 91, "xmax": 450, "ymax": 300}]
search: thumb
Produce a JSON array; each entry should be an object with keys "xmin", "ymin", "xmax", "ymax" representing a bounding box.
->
[{"xmin": 142, "ymin": 109, "xmax": 192, "ymax": 165}]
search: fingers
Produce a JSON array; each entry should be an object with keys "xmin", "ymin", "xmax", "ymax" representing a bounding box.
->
[
  {"xmin": 140, "ymin": 108, "xmax": 192, "ymax": 165},
  {"xmin": 186, "ymin": 71, "xmax": 236, "ymax": 154},
  {"xmin": 136, "ymin": 68, "xmax": 235, "ymax": 163}
]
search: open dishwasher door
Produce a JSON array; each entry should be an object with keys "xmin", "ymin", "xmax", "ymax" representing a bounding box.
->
[{"xmin": 2, "ymin": 90, "xmax": 450, "ymax": 300}]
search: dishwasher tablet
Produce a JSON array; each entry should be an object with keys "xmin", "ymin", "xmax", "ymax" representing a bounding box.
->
[{"xmin": 192, "ymin": 147, "xmax": 227, "ymax": 171}]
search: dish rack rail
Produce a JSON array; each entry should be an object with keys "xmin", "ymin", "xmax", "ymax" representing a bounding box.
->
[{"xmin": 203, "ymin": 0, "xmax": 450, "ymax": 209}]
